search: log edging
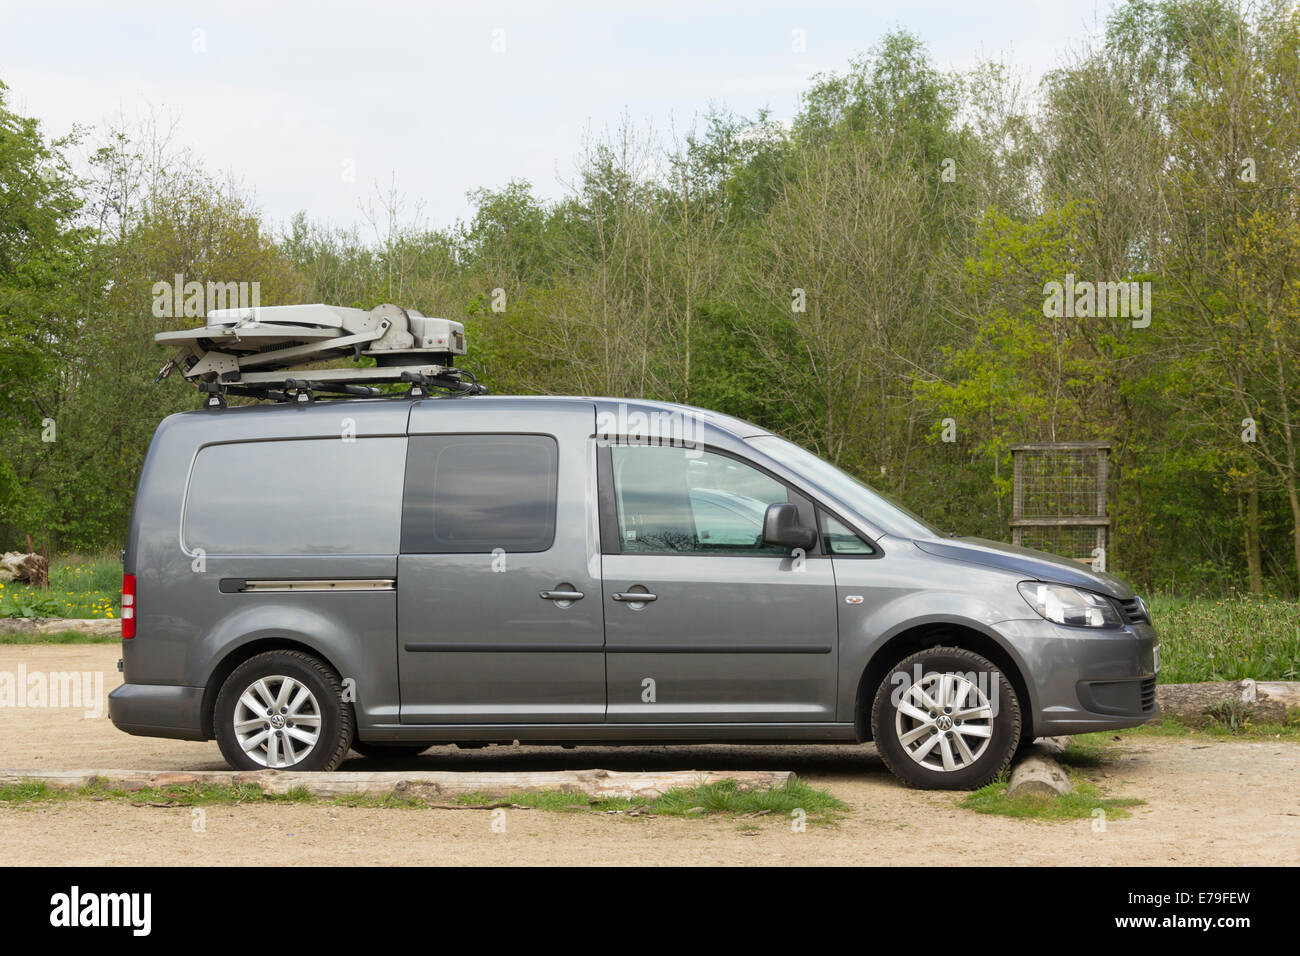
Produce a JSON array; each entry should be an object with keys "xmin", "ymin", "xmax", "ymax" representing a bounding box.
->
[
  {"xmin": 0, "ymin": 618, "xmax": 119, "ymax": 636},
  {"xmin": 0, "ymin": 768, "xmax": 793, "ymax": 801},
  {"xmin": 1156, "ymin": 680, "xmax": 1300, "ymax": 727}
]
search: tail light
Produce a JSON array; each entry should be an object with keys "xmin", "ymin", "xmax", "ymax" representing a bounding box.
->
[{"xmin": 121, "ymin": 573, "xmax": 136, "ymax": 639}]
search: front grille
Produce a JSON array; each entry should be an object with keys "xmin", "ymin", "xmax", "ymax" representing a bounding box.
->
[
  {"xmin": 1139, "ymin": 677, "xmax": 1157, "ymax": 713},
  {"xmin": 1118, "ymin": 596, "xmax": 1149, "ymax": 625}
]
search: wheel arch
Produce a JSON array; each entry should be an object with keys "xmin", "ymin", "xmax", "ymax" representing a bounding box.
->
[
  {"xmin": 853, "ymin": 620, "xmax": 1035, "ymax": 742},
  {"xmin": 200, "ymin": 637, "xmax": 342, "ymax": 740}
]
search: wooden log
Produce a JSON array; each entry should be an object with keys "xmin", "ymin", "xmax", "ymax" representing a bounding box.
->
[
  {"xmin": 1156, "ymin": 680, "xmax": 1300, "ymax": 727},
  {"xmin": 1007, "ymin": 754, "xmax": 1073, "ymax": 798},
  {"xmin": 33, "ymin": 618, "xmax": 118, "ymax": 636},
  {"xmin": 0, "ymin": 551, "xmax": 49, "ymax": 588},
  {"xmin": 0, "ymin": 617, "xmax": 118, "ymax": 636},
  {"xmin": 0, "ymin": 768, "xmax": 792, "ymax": 801},
  {"xmin": 0, "ymin": 553, "xmax": 22, "ymax": 584}
]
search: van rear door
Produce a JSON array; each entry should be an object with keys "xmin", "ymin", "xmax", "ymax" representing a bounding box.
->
[{"xmin": 397, "ymin": 399, "xmax": 604, "ymax": 724}]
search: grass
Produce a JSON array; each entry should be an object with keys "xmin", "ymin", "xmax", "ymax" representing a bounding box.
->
[
  {"xmin": 1057, "ymin": 710, "xmax": 1300, "ymax": 748},
  {"xmin": 0, "ymin": 780, "xmax": 284, "ymax": 807},
  {"xmin": 0, "ymin": 629, "xmax": 120, "ymax": 644},
  {"xmin": 446, "ymin": 776, "xmax": 847, "ymax": 820},
  {"xmin": 0, "ymin": 554, "xmax": 120, "ymax": 621},
  {"xmin": 959, "ymin": 737, "xmax": 1147, "ymax": 821},
  {"xmin": 960, "ymin": 772, "xmax": 1145, "ymax": 821},
  {"xmin": 1112, "ymin": 713, "xmax": 1300, "ymax": 740},
  {"xmin": 0, "ymin": 775, "xmax": 847, "ymax": 823},
  {"xmin": 1146, "ymin": 593, "xmax": 1300, "ymax": 683}
]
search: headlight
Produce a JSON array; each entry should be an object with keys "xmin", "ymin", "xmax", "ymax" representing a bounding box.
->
[{"xmin": 1017, "ymin": 582, "xmax": 1121, "ymax": 628}]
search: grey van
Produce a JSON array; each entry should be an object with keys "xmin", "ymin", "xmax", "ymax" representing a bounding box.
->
[{"xmin": 109, "ymin": 395, "xmax": 1159, "ymax": 789}]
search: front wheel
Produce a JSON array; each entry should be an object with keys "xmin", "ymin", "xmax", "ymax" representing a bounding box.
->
[
  {"xmin": 870, "ymin": 646, "xmax": 1021, "ymax": 790},
  {"xmin": 214, "ymin": 650, "xmax": 353, "ymax": 771}
]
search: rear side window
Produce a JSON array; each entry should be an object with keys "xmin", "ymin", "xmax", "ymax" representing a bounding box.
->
[
  {"xmin": 184, "ymin": 437, "xmax": 406, "ymax": 555},
  {"xmin": 402, "ymin": 435, "xmax": 558, "ymax": 553}
]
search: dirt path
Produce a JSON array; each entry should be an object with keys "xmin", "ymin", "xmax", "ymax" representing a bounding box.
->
[{"xmin": 1, "ymin": 644, "xmax": 1297, "ymax": 865}]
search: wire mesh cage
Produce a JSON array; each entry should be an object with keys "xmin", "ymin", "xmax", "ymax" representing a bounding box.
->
[{"xmin": 1010, "ymin": 442, "xmax": 1110, "ymax": 568}]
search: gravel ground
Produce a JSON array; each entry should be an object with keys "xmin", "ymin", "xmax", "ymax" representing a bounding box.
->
[{"xmin": 1, "ymin": 644, "xmax": 1296, "ymax": 865}]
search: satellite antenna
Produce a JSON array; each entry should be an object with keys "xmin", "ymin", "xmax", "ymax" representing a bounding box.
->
[{"xmin": 154, "ymin": 303, "xmax": 486, "ymax": 406}]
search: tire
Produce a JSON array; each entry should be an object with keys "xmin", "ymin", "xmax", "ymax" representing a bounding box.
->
[
  {"xmin": 870, "ymin": 646, "xmax": 1021, "ymax": 790},
  {"xmin": 351, "ymin": 741, "xmax": 430, "ymax": 759},
  {"xmin": 214, "ymin": 650, "xmax": 353, "ymax": 772}
]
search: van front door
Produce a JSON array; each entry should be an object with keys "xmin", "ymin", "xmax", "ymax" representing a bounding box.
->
[
  {"xmin": 397, "ymin": 400, "xmax": 604, "ymax": 724},
  {"xmin": 599, "ymin": 442, "xmax": 839, "ymax": 723}
]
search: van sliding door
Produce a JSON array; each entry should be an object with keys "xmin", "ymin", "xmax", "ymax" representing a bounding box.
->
[{"xmin": 397, "ymin": 400, "xmax": 604, "ymax": 724}]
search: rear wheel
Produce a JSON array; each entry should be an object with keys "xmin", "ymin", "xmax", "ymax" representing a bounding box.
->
[
  {"xmin": 214, "ymin": 650, "xmax": 353, "ymax": 772},
  {"xmin": 870, "ymin": 646, "xmax": 1020, "ymax": 790}
]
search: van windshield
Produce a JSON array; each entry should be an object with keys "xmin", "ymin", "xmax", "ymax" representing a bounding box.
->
[{"xmin": 747, "ymin": 435, "xmax": 940, "ymax": 539}]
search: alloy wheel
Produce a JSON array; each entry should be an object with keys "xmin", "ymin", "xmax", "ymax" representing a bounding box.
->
[
  {"xmin": 894, "ymin": 671, "xmax": 995, "ymax": 772},
  {"xmin": 232, "ymin": 675, "xmax": 323, "ymax": 768}
]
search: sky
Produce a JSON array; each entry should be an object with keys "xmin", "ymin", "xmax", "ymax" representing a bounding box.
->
[{"xmin": 0, "ymin": 0, "xmax": 1114, "ymax": 233}]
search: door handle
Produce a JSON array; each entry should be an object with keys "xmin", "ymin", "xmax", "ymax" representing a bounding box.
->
[
  {"xmin": 612, "ymin": 591, "xmax": 658, "ymax": 603},
  {"xmin": 540, "ymin": 589, "xmax": 585, "ymax": 601}
]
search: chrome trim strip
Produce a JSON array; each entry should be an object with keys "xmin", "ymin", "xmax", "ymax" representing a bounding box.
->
[
  {"xmin": 405, "ymin": 642, "xmax": 600, "ymax": 653},
  {"xmin": 241, "ymin": 579, "xmax": 395, "ymax": 592},
  {"xmin": 606, "ymin": 644, "xmax": 832, "ymax": 654}
]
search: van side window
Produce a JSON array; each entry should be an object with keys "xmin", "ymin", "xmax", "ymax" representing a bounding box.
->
[
  {"xmin": 402, "ymin": 435, "xmax": 558, "ymax": 554},
  {"xmin": 821, "ymin": 513, "xmax": 876, "ymax": 555},
  {"xmin": 610, "ymin": 444, "xmax": 790, "ymax": 555},
  {"xmin": 184, "ymin": 437, "xmax": 406, "ymax": 555}
]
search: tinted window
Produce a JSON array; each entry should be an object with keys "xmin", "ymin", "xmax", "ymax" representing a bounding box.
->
[
  {"xmin": 402, "ymin": 435, "xmax": 557, "ymax": 553},
  {"xmin": 611, "ymin": 444, "xmax": 790, "ymax": 555},
  {"xmin": 184, "ymin": 438, "xmax": 406, "ymax": 554},
  {"xmin": 821, "ymin": 513, "xmax": 876, "ymax": 555}
]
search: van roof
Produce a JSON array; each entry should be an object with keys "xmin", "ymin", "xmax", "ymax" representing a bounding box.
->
[{"xmin": 164, "ymin": 394, "xmax": 772, "ymax": 440}]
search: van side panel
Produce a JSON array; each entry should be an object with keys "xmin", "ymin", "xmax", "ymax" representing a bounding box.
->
[{"xmin": 115, "ymin": 402, "xmax": 413, "ymax": 737}]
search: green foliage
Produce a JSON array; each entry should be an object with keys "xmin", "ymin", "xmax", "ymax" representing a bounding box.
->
[
  {"xmin": 0, "ymin": 589, "xmax": 60, "ymax": 618},
  {"xmin": 0, "ymin": 555, "xmax": 120, "ymax": 620},
  {"xmin": 961, "ymin": 775, "xmax": 1144, "ymax": 821},
  {"xmin": 1147, "ymin": 594, "xmax": 1300, "ymax": 681},
  {"xmin": 0, "ymin": 81, "xmax": 85, "ymax": 419}
]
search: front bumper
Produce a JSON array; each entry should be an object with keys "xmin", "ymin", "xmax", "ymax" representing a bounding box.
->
[
  {"xmin": 994, "ymin": 617, "xmax": 1160, "ymax": 736},
  {"xmin": 108, "ymin": 683, "xmax": 207, "ymax": 741}
]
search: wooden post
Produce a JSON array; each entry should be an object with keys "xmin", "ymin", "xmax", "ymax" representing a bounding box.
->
[
  {"xmin": 1012, "ymin": 448, "xmax": 1023, "ymax": 548},
  {"xmin": 1096, "ymin": 446, "xmax": 1109, "ymax": 566}
]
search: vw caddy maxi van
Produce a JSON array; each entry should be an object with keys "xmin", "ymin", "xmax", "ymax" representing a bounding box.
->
[{"xmin": 110, "ymin": 391, "xmax": 1159, "ymax": 790}]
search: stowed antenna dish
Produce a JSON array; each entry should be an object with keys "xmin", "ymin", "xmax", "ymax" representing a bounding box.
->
[{"xmin": 154, "ymin": 303, "xmax": 485, "ymax": 405}]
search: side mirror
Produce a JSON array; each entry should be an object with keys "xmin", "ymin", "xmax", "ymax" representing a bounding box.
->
[{"xmin": 762, "ymin": 502, "xmax": 817, "ymax": 551}]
